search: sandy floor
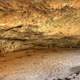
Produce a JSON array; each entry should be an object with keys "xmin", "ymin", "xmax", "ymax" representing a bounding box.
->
[{"xmin": 0, "ymin": 49, "xmax": 80, "ymax": 80}]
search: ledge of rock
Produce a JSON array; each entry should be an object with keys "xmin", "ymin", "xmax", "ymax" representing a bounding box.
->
[{"xmin": 0, "ymin": 0, "xmax": 80, "ymax": 54}]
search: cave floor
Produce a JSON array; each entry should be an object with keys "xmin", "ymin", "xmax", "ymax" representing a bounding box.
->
[{"xmin": 0, "ymin": 49, "xmax": 80, "ymax": 80}]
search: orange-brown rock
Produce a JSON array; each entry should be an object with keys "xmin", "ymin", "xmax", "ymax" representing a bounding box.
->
[{"xmin": 0, "ymin": 0, "xmax": 80, "ymax": 53}]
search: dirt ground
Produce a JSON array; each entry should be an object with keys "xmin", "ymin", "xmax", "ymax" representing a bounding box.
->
[{"xmin": 0, "ymin": 49, "xmax": 80, "ymax": 80}]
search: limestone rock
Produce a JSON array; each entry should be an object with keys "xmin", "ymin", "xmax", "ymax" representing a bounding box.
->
[{"xmin": 0, "ymin": 0, "xmax": 80, "ymax": 53}]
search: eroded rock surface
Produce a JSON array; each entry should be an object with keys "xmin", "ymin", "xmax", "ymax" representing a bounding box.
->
[{"xmin": 0, "ymin": 0, "xmax": 80, "ymax": 53}]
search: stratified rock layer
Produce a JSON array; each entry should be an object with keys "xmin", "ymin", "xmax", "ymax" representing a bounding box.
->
[{"xmin": 0, "ymin": 0, "xmax": 80, "ymax": 53}]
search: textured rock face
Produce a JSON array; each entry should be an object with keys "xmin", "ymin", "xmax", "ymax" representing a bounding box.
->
[{"xmin": 0, "ymin": 0, "xmax": 80, "ymax": 53}]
